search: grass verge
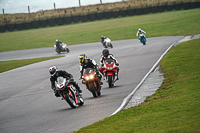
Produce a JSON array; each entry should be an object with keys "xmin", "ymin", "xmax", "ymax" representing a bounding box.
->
[
  {"xmin": 73, "ymin": 38, "xmax": 200, "ymax": 133},
  {"xmin": 0, "ymin": 8, "xmax": 200, "ymax": 52},
  {"xmin": 0, "ymin": 56, "xmax": 63, "ymax": 73}
]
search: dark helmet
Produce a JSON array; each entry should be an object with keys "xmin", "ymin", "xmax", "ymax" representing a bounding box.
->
[
  {"xmin": 101, "ymin": 35, "xmax": 104, "ymax": 39},
  {"xmin": 49, "ymin": 66, "xmax": 57, "ymax": 76},
  {"xmin": 102, "ymin": 49, "xmax": 109, "ymax": 57},
  {"xmin": 78, "ymin": 54, "xmax": 87, "ymax": 63}
]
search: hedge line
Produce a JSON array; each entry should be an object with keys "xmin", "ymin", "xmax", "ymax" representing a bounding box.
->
[{"xmin": 0, "ymin": 2, "xmax": 199, "ymax": 33}]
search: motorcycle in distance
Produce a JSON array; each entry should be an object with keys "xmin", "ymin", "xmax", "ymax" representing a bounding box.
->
[
  {"xmin": 54, "ymin": 43, "xmax": 70, "ymax": 54},
  {"xmin": 102, "ymin": 59, "xmax": 119, "ymax": 88},
  {"xmin": 55, "ymin": 77, "xmax": 84, "ymax": 108},
  {"xmin": 102, "ymin": 38, "xmax": 113, "ymax": 48},
  {"xmin": 82, "ymin": 68, "xmax": 101, "ymax": 97},
  {"xmin": 139, "ymin": 33, "xmax": 146, "ymax": 45}
]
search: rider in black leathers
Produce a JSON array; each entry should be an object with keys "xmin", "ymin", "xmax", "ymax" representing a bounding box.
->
[
  {"xmin": 78, "ymin": 54, "xmax": 103, "ymax": 82},
  {"xmin": 55, "ymin": 39, "xmax": 62, "ymax": 51},
  {"xmin": 49, "ymin": 66, "xmax": 82, "ymax": 97}
]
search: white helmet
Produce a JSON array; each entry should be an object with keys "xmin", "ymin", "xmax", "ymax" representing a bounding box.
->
[
  {"xmin": 138, "ymin": 28, "xmax": 141, "ymax": 32},
  {"xmin": 49, "ymin": 66, "xmax": 58, "ymax": 76},
  {"xmin": 56, "ymin": 39, "xmax": 58, "ymax": 42}
]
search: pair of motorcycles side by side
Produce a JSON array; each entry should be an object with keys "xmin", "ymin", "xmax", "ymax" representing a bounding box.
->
[
  {"xmin": 81, "ymin": 59, "xmax": 119, "ymax": 98},
  {"xmin": 54, "ymin": 43, "xmax": 70, "ymax": 54}
]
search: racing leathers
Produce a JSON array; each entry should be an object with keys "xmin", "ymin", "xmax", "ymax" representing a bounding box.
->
[
  {"xmin": 79, "ymin": 59, "xmax": 102, "ymax": 80},
  {"xmin": 50, "ymin": 70, "xmax": 82, "ymax": 97}
]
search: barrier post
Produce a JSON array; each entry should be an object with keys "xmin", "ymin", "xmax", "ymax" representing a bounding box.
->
[
  {"xmin": 79, "ymin": 0, "xmax": 81, "ymax": 6},
  {"xmin": 28, "ymin": 6, "xmax": 30, "ymax": 13},
  {"xmin": 54, "ymin": 3, "xmax": 56, "ymax": 9}
]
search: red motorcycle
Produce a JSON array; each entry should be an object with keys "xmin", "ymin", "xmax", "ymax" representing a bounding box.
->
[
  {"xmin": 82, "ymin": 68, "xmax": 101, "ymax": 97},
  {"xmin": 101, "ymin": 59, "xmax": 119, "ymax": 88}
]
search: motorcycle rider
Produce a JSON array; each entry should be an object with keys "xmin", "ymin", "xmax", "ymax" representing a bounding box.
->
[
  {"xmin": 136, "ymin": 28, "xmax": 146, "ymax": 42},
  {"xmin": 55, "ymin": 39, "xmax": 62, "ymax": 51},
  {"xmin": 49, "ymin": 66, "xmax": 82, "ymax": 97},
  {"xmin": 100, "ymin": 35, "xmax": 106, "ymax": 47},
  {"xmin": 78, "ymin": 54, "xmax": 103, "ymax": 84},
  {"xmin": 100, "ymin": 49, "xmax": 119, "ymax": 80}
]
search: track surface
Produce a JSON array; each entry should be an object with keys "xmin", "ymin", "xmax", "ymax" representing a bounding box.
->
[{"xmin": 0, "ymin": 36, "xmax": 183, "ymax": 133}]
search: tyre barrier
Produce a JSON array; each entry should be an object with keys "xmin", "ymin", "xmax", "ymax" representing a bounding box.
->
[{"xmin": 0, "ymin": 2, "xmax": 199, "ymax": 33}]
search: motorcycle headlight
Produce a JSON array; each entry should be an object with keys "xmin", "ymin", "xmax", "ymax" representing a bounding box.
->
[
  {"xmin": 107, "ymin": 67, "xmax": 113, "ymax": 70},
  {"xmin": 85, "ymin": 76, "xmax": 89, "ymax": 80},
  {"xmin": 89, "ymin": 75, "xmax": 94, "ymax": 79}
]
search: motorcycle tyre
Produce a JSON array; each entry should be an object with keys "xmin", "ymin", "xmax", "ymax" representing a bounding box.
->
[
  {"xmin": 65, "ymin": 93, "xmax": 77, "ymax": 108},
  {"xmin": 66, "ymin": 48, "xmax": 70, "ymax": 53},
  {"xmin": 110, "ymin": 43, "xmax": 113, "ymax": 48},
  {"xmin": 78, "ymin": 97, "xmax": 84, "ymax": 106},
  {"xmin": 89, "ymin": 83, "xmax": 98, "ymax": 98},
  {"xmin": 108, "ymin": 75, "xmax": 113, "ymax": 88}
]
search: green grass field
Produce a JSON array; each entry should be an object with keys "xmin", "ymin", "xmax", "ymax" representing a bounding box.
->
[
  {"xmin": 0, "ymin": 8, "xmax": 200, "ymax": 52},
  {"xmin": 0, "ymin": 56, "xmax": 63, "ymax": 73},
  {"xmin": 74, "ymin": 38, "xmax": 200, "ymax": 133}
]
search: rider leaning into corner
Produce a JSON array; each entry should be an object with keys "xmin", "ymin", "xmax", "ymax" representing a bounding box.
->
[
  {"xmin": 55, "ymin": 39, "xmax": 62, "ymax": 50},
  {"xmin": 49, "ymin": 66, "xmax": 82, "ymax": 97},
  {"xmin": 78, "ymin": 54, "xmax": 103, "ymax": 85},
  {"xmin": 136, "ymin": 28, "xmax": 146, "ymax": 42},
  {"xmin": 100, "ymin": 35, "xmax": 107, "ymax": 47},
  {"xmin": 99, "ymin": 49, "xmax": 119, "ymax": 80}
]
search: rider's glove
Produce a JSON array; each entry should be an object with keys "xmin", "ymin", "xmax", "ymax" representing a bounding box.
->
[
  {"xmin": 116, "ymin": 63, "xmax": 119, "ymax": 66},
  {"xmin": 69, "ymin": 79, "xmax": 74, "ymax": 82}
]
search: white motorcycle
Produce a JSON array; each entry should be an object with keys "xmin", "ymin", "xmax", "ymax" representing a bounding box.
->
[
  {"xmin": 102, "ymin": 38, "xmax": 113, "ymax": 48},
  {"xmin": 54, "ymin": 43, "xmax": 70, "ymax": 54}
]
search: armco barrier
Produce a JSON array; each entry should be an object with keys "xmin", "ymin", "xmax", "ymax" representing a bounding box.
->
[
  {"xmin": 15, "ymin": 23, "xmax": 24, "ymax": 30},
  {"xmin": 0, "ymin": 25, "xmax": 6, "ymax": 32},
  {"xmin": 64, "ymin": 16, "xmax": 72, "ymax": 24},
  {"xmin": 120, "ymin": 10, "xmax": 128, "ymax": 17},
  {"xmin": 31, "ymin": 21, "xmax": 40, "ymax": 28},
  {"xmin": 0, "ymin": 2, "xmax": 199, "ymax": 33},
  {"xmin": 80, "ymin": 15, "xmax": 88, "ymax": 22},
  {"xmin": 96, "ymin": 12, "xmax": 104, "ymax": 20},
  {"xmin": 7, "ymin": 24, "xmax": 15, "ymax": 31},
  {"xmin": 56, "ymin": 17, "xmax": 64, "ymax": 25},
  {"xmin": 104, "ymin": 11, "xmax": 112, "ymax": 19},
  {"xmin": 88, "ymin": 14, "xmax": 96, "ymax": 21},
  {"xmin": 40, "ymin": 20, "xmax": 48, "ymax": 27},
  {"xmin": 112, "ymin": 11, "xmax": 120, "ymax": 18},
  {"xmin": 127, "ymin": 9, "xmax": 135, "ymax": 16},
  {"xmin": 48, "ymin": 18, "xmax": 56, "ymax": 26}
]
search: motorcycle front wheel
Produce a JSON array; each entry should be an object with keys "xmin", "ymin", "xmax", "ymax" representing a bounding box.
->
[
  {"xmin": 108, "ymin": 75, "xmax": 113, "ymax": 88},
  {"xmin": 89, "ymin": 83, "xmax": 98, "ymax": 98},
  {"xmin": 66, "ymin": 48, "xmax": 70, "ymax": 53},
  {"xmin": 65, "ymin": 92, "xmax": 77, "ymax": 108}
]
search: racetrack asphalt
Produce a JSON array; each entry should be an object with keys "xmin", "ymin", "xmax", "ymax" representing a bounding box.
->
[{"xmin": 0, "ymin": 36, "xmax": 185, "ymax": 133}]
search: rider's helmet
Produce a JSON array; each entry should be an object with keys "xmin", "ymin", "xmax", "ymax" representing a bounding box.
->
[
  {"xmin": 101, "ymin": 35, "xmax": 104, "ymax": 39},
  {"xmin": 78, "ymin": 54, "xmax": 87, "ymax": 63},
  {"xmin": 138, "ymin": 28, "xmax": 141, "ymax": 32},
  {"xmin": 56, "ymin": 39, "xmax": 59, "ymax": 42},
  {"xmin": 49, "ymin": 66, "xmax": 57, "ymax": 76},
  {"xmin": 102, "ymin": 49, "xmax": 109, "ymax": 57}
]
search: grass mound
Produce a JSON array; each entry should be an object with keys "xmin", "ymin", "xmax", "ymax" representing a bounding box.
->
[{"xmin": 74, "ymin": 38, "xmax": 200, "ymax": 133}]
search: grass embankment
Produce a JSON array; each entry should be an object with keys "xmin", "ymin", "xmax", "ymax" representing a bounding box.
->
[
  {"xmin": 0, "ymin": 8, "xmax": 200, "ymax": 52},
  {"xmin": 0, "ymin": 56, "xmax": 63, "ymax": 73},
  {"xmin": 74, "ymin": 38, "xmax": 200, "ymax": 133},
  {"xmin": 0, "ymin": 0, "xmax": 198, "ymax": 25}
]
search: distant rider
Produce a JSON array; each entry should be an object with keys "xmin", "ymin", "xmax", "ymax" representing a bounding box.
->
[
  {"xmin": 136, "ymin": 28, "xmax": 146, "ymax": 42},
  {"xmin": 78, "ymin": 54, "xmax": 103, "ymax": 83},
  {"xmin": 55, "ymin": 39, "xmax": 62, "ymax": 51},
  {"xmin": 49, "ymin": 66, "xmax": 82, "ymax": 97},
  {"xmin": 99, "ymin": 49, "xmax": 119, "ymax": 80},
  {"xmin": 100, "ymin": 35, "xmax": 107, "ymax": 47}
]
